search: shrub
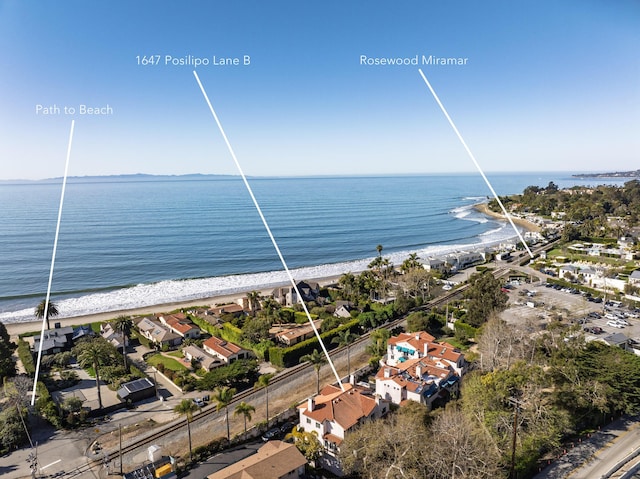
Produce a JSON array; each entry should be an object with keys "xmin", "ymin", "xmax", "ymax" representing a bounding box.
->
[{"xmin": 17, "ymin": 339, "xmax": 35, "ymax": 375}]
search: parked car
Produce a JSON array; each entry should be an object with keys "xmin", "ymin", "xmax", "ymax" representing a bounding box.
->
[
  {"xmin": 261, "ymin": 427, "xmax": 281, "ymax": 442},
  {"xmin": 607, "ymin": 320, "xmax": 624, "ymax": 329},
  {"xmin": 193, "ymin": 397, "xmax": 205, "ymax": 407},
  {"xmin": 616, "ymin": 318, "xmax": 630, "ymax": 326}
]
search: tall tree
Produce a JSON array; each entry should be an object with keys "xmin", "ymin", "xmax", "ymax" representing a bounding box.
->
[
  {"xmin": 174, "ymin": 399, "xmax": 199, "ymax": 463},
  {"xmin": 234, "ymin": 401, "xmax": 255, "ymax": 439},
  {"xmin": 464, "ymin": 272, "xmax": 508, "ymax": 328},
  {"xmin": 111, "ymin": 315, "xmax": 134, "ymax": 371},
  {"xmin": 246, "ymin": 290, "xmax": 262, "ymax": 316},
  {"xmin": 255, "ymin": 373, "xmax": 274, "ymax": 426},
  {"xmin": 213, "ymin": 386, "xmax": 236, "ymax": 442},
  {"xmin": 73, "ymin": 338, "xmax": 116, "ymax": 410},
  {"xmin": 400, "ymin": 252, "xmax": 421, "ymax": 273},
  {"xmin": 332, "ymin": 329, "xmax": 357, "ymax": 377},
  {"xmin": 35, "ymin": 299, "xmax": 59, "ymax": 330},
  {"xmin": 300, "ymin": 349, "xmax": 327, "ymax": 394}
]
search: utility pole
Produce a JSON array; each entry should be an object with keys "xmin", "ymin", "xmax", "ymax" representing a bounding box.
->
[
  {"xmin": 119, "ymin": 423, "xmax": 123, "ymax": 476},
  {"xmin": 508, "ymin": 397, "xmax": 523, "ymax": 479}
]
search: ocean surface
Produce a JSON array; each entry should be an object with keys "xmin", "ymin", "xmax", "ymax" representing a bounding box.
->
[{"xmin": 0, "ymin": 173, "xmax": 628, "ymax": 323}]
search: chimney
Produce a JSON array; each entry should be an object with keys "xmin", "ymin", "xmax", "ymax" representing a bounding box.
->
[
  {"xmin": 416, "ymin": 365, "xmax": 422, "ymax": 379},
  {"xmin": 307, "ymin": 397, "xmax": 315, "ymax": 411},
  {"xmin": 384, "ymin": 368, "xmax": 391, "ymax": 378},
  {"xmin": 349, "ymin": 374, "xmax": 356, "ymax": 385}
]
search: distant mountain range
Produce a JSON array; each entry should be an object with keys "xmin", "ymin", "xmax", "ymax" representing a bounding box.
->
[
  {"xmin": 0, "ymin": 173, "xmax": 239, "ymax": 184},
  {"xmin": 573, "ymin": 170, "xmax": 640, "ymax": 178}
]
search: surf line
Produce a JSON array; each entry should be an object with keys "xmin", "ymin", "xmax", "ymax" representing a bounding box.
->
[
  {"xmin": 31, "ymin": 120, "xmax": 75, "ymax": 406},
  {"xmin": 192, "ymin": 71, "xmax": 345, "ymax": 391},
  {"xmin": 417, "ymin": 68, "xmax": 533, "ymax": 258}
]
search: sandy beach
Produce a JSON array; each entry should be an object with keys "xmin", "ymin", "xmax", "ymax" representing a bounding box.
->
[
  {"xmin": 473, "ymin": 202, "xmax": 541, "ymax": 233},
  {"xmin": 5, "ymin": 205, "xmax": 536, "ymax": 339},
  {"xmin": 5, "ymin": 277, "xmax": 342, "ymax": 338}
]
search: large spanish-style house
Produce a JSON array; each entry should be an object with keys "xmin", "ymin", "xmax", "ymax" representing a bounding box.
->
[
  {"xmin": 207, "ymin": 440, "xmax": 307, "ymax": 479},
  {"xmin": 375, "ymin": 357, "xmax": 460, "ymax": 409},
  {"xmin": 202, "ymin": 336, "xmax": 252, "ymax": 364},
  {"xmin": 379, "ymin": 331, "xmax": 466, "ymax": 409},
  {"xmin": 386, "ymin": 331, "xmax": 466, "ymax": 376},
  {"xmin": 136, "ymin": 317, "xmax": 182, "ymax": 349},
  {"xmin": 159, "ymin": 313, "xmax": 201, "ymax": 340},
  {"xmin": 272, "ymin": 280, "xmax": 320, "ymax": 307},
  {"xmin": 297, "ymin": 382, "xmax": 389, "ymax": 475}
]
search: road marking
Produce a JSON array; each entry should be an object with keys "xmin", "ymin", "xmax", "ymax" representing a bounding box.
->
[{"xmin": 40, "ymin": 459, "xmax": 62, "ymax": 471}]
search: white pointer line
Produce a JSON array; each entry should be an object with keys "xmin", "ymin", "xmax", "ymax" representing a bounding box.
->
[
  {"xmin": 31, "ymin": 120, "xmax": 75, "ymax": 406},
  {"xmin": 417, "ymin": 68, "xmax": 534, "ymax": 258},
  {"xmin": 192, "ymin": 71, "xmax": 345, "ymax": 391}
]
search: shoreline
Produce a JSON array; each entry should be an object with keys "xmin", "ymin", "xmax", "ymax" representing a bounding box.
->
[
  {"xmin": 5, "ymin": 206, "xmax": 533, "ymax": 338},
  {"xmin": 5, "ymin": 276, "xmax": 342, "ymax": 338},
  {"xmin": 473, "ymin": 202, "xmax": 541, "ymax": 233}
]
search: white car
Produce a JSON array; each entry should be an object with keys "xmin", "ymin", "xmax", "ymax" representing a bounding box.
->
[
  {"xmin": 607, "ymin": 320, "xmax": 624, "ymax": 328},
  {"xmin": 616, "ymin": 319, "xmax": 630, "ymax": 326},
  {"xmin": 605, "ymin": 313, "xmax": 618, "ymax": 320}
]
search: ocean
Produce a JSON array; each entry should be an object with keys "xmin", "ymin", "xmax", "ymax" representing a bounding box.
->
[{"xmin": 0, "ymin": 172, "xmax": 628, "ymax": 323}]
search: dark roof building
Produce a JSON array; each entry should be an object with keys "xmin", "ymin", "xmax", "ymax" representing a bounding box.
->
[{"xmin": 117, "ymin": 377, "xmax": 156, "ymax": 403}]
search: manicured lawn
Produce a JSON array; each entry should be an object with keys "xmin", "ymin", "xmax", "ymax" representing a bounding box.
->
[{"xmin": 146, "ymin": 353, "xmax": 188, "ymax": 372}]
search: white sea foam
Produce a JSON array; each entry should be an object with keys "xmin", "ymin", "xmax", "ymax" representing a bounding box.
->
[
  {"xmin": 450, "ymin": 204, "xmax": 488, "ymax": 223},
  {"xmin": 0, "ymin": 227, "xmax": 521, "ymax": 325}
]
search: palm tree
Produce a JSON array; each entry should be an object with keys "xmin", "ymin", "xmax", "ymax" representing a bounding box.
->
[
  {"xmin": 401, "ymin": 253, "xmax": 421, "ymax": 273},
  {"xmin": 35, "ymin": 299, "xmax": 59, "ymax": 330},
  {"xmin": 111, "ymin": 315, "xmax": 133, "ymax": 371},
  {"xmin": 246, "ymin": 291, "xmax": 262, "ymax": 316},
  {"xmin": 255, "ymin": 373, "xmax": 274, "ymax": 427},
  {"xmin": 332, "ymin": 330, "xmax": 357, "ymax": 377},
  {"xmin": 73, "ymin": 338, "xmax": 115, "ymax": 410},
  {"xmin": 234, "ymin": 401, "xmax": 256, "ymax": 439},
  {"xmin": 174, "ymin": 399, "xmax": 199, "ymax": 463},
  {"xmin": 213, "ymin": 386, "xmax": 236, "ymax": 442},
  {"xmin": 300, "ymin": 349, "xmax": 327, "ymax": 394},
  {"xmin": 376, "ymin": 244, "xmax": 383, "ymax": 257}
]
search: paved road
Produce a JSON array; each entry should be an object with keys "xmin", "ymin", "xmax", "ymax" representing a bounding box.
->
[{"xmin": 533, "ymin": 416, "xmax": 640, "ymax": 479}]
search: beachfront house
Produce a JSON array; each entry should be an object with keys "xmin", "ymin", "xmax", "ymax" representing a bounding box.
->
[
  {"xmin": 297, "ymin": 382, "xmax": 388, "ymax": 475},
  {"xmin": 159, "ymin": 313, "xmax": 201, "ymax": 339},
  {"xmin": 32, "ymin": 325, "xmax": 75, "ymax": 356},
  {"xmin": 136, "ymin": 317, "xmax": 182, "ymax": 349},
  {"xmin": 202, "ymin": 336, "xmax": 252, "ymax": 364},
  {"xmin": 272, "ymin": 280, "xmax": 320, "ymax": 307}
]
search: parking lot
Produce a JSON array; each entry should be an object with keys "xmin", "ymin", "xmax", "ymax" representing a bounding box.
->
[{"xmin": 500, "ymin": 281, "xmax": 640, "ymax": 342}]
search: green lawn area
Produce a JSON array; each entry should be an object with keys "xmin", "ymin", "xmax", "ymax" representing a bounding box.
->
[
  {"xmin": 167, "ymin": 351, "xmax": 183, "ymax": 358},
  {"xmin": 146, "ymin": 353, "xmax": 188, "ymax": 372}
]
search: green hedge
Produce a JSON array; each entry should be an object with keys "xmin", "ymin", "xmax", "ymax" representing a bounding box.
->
[
  {"xmin": 189, "ymin": 315, "xmax": 220, "ymax": 337},
  {"xmin": 17, "ymin": 339, "xmax": 35, "ymax": 375},
  {"xmin": 268, "ymin": 319, "xmax": 359, "ymax": 368},
  {"xmin": 220, "ymin": 322, "xmax": 243, "ymax": 344}
]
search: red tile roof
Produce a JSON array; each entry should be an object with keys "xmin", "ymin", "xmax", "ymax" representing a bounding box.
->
[{"xmin": 300, "ymin": 383, "xmax": 377, "ymax": 431}]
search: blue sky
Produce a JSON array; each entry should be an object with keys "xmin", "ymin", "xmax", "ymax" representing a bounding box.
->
[{"xmin": 0, "ymin": 0, "xmax": 638, "ymax": 179}]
